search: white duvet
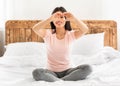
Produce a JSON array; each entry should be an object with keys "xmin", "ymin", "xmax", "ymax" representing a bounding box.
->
[{"xmin": 0, "ymin": 46, "xmax": 120, "ymax": 86}]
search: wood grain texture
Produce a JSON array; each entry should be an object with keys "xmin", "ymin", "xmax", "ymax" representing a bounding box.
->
[{"xmin": 5, "ymin": 20, "xmax": 117, "ymax": 50}]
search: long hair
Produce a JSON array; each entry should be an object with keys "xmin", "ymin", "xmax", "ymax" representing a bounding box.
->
[{"xmin": 50, "ymin": 7, "xmax": 72, "ymax": 34}]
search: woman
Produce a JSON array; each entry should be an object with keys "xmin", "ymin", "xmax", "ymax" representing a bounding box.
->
[{"xmin": 32, "ymin": 6, "xmax": 92, "ymax": 82}]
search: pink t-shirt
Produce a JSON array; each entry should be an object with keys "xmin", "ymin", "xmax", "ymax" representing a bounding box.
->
[{"xmin": 43, "ymin": 29, "xmax": 76, "ymax": 72}]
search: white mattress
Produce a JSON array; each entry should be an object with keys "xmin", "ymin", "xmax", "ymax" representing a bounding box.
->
[
  {"xmin": 0, "ymin": 46, "xmax": 120, "ymax": 86},
  {"xmin": 0, "ymin": 58, "xmax": 120, "ymax": 86}
]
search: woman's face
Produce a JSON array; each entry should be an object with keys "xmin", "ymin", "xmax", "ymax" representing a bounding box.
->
[{"xmin": 53, "ymin": 11, "xmax": 66, "ymax": 28}]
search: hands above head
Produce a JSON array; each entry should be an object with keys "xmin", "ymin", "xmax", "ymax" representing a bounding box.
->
[
  {"xmin": 50, "ymin": 12, "xmax": 75, "ymax": 22},
  {"xmin": 50, "ymin": 12, "xmax": 63, "ymax": 22},
  {"xmin": 63, "ymin": 12, "xmax": 75, "ymax": 21}
]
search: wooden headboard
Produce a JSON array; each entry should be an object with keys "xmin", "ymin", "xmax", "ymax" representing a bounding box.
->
[{"xmin": 5, "ymin": 20, "xmax": 117, "ymax": 50}]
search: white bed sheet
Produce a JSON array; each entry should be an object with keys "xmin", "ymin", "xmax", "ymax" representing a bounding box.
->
[
  {"xmin": 0, "ymin": 47, "xmax": 120, "ymax": 86},
  {"xmin": 0, "ymin": 62, "xmax": 120, "ymax": 86}
]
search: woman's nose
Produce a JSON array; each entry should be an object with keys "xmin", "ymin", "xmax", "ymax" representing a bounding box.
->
[{"xmin": 60, "ymin": 16, "xmax": 64, "ymax": 18}]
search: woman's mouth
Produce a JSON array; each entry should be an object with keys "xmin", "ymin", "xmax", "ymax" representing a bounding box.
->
[{"xmin": 55, "ymin": 21, "xmax": 62, "ymax": 25}]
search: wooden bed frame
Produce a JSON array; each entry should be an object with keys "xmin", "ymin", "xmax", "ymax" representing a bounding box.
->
[{"xmin": 5, "ymin": 20, "xmax": 117, "ymax": 50}]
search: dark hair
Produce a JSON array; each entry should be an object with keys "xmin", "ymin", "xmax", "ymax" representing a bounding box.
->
[{"xmin": 50, "ymin": 6, "xmax": 72, "ymax": 34}]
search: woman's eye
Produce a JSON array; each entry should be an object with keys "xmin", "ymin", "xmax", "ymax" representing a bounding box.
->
[{"xmin": 60, "ymin": 16, "xmax": 64, "ymax": 18}]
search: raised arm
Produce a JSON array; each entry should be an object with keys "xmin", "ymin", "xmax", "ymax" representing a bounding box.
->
[
  {"xmin": 32, "ymin": 18, "xmax": 52, "ymax": 38},
  {"xmin": 64, "ymin": 12, "xmax": 89, "ymax": 39},
  {"xmin": 32, "ymin": 12, "xmax": 62, "ymax": 38}
]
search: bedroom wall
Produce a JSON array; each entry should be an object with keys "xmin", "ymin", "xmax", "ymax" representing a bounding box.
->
[
  {"xmin": 5, "ymin": 0, "xmax": 103, "ymax": 20},
  {"xmin": 0, "ymin": 0, "xmax": 120, "ymax": 56},
  {"xmin": 102, "ymin": 0, "xmax": 120, "ymax": 51}
]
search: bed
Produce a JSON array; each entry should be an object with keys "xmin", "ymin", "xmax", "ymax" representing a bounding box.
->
[{"xmin": 0, "ymin": 20, "xmax": 120, "ymax": 86}]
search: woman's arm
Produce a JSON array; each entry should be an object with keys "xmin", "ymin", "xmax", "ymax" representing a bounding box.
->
[
  {"xmin": 32, "ymin": 12, "xmax": 62, "ymax": 38},
  {"xmin": 64, "ymin": 12, "xmax": 88, "ymax": 39},
  {"xmin": 72, "ymin": 18, "xmax": 89, "ymax": 39},
  {"xmin": 32, "ymin": 18, "xmax": 52, "ymax": 38}
]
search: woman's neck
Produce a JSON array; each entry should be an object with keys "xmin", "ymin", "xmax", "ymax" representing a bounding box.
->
[
  {"xmin": 56, "ymin": 27, "xmax": 66, "ymax": 35},
  {"xmin": 56, "ymin": 27, "xmax": 66, "ymax": 39}
]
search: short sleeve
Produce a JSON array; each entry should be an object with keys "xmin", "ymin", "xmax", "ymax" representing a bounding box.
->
[
  {"xmin": 43, "ymin": 29, "xmax": 51, "ymax": 41},
  {"xmin": 69, "ymin": 31, "xmax": 76, "ymax": 41},
  {"xmin": 66, "ymin": 30, "xmax": 76, "ymax": 44},
  {"xmin": 71, "ymin": 31, "xmax": 76, "ymax": 39}
]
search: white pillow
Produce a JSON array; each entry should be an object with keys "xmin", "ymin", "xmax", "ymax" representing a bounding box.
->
[
  {"xmin": 70, "ymin": 54, "xmax": 107, "ymax": 67},
  {"xmin": 71, "ymin": 46, "xmax": 120, "ymax": 66},
  {"xmin": 2, "ymin": 42, "xmax": 47, "ymax": 67},
  {"xmin": 71, "ymin": 32, "xmax": 104, "ymax": 55},
  {"xmin": 0, "ymin": 55, "xmax": 47, "ymax": 67},
  {"xmin": 4, "ymin": 42, "xmax": 47, "ymax": 56}
]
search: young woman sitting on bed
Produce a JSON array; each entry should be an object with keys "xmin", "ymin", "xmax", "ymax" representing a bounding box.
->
[{"xmin": 32, "ymin": 6, "xmax": 92, "ymax": 82}]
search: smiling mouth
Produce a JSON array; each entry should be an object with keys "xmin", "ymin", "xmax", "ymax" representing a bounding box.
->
[{"xmin": 55, "ymin": 21, "xmax": 62, "ymax": 25}]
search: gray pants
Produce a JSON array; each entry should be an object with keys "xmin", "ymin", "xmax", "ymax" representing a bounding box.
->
[{"xmin": 32, "ymin": 64, "xmax": 92, "ymax": 82}]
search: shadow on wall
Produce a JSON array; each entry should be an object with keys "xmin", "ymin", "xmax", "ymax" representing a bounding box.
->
[{"xmin": 0, "ymin": 30, "xmax": 5, "ymax": 57}]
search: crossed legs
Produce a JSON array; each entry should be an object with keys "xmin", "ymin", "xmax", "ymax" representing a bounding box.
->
[{"xmin": 32, "ymin": 64, "xmax": 92, "ymax": 82}]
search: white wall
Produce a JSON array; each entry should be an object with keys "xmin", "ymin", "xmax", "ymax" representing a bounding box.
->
[
  {"xmin": 5, "ymin": 0, "xmax": 103, "ymax": 20},
  {"xmin": 102, "ymin": 0, "xmax": 120, "ymax": 50},
  {"xmin": 0, "ymin": 0, "xmax": 120, "ymax": 56}
]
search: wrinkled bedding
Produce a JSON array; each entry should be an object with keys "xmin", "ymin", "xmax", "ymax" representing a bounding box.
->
[{"xmin": 0, "ymin": 46, "xmax": 120, "ymax": 86}]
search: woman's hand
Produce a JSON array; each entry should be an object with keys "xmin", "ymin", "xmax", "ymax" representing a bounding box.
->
[
  {"xmin": 63, "ymin": 12, "xmax": 75, "ymax": 21},
  {"xmin": 50, "ymin": 12, "xmax": 75, "ymax": 21},
  {"xmin": 50, "ymin": 12, "xmax": 63, "ymax": 22},
  {"xmin": 50, "ymin": 12, "xmax": 76, "ymax": 22}
]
